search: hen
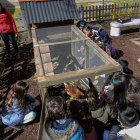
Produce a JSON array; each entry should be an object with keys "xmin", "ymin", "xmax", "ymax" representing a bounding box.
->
[{"xmin": 64, "ymin": 83, "xmax": 84, "ymax": 99}]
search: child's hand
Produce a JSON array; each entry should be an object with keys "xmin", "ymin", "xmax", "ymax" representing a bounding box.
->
[
  {"xmin": 80, "ymin": 58, "xmax": 85, "ymax": 64},
  {"xmin": 35, "ymin": 100, "xmax": 40, "ymax": 106}
]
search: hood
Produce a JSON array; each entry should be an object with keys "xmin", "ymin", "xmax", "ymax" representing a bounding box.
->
[
  {"xmin": 90, "ymin": 97, "xmax": 107, "ymax": 118},
  {"xmin": 45, "ymin": 118, "xmax": 79, "ymax": 140}
]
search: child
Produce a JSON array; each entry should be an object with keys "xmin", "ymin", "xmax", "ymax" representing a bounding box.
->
[
  {"xmin": 0, "ymin": 62, "xmax": 5, "ymax": 88},
  {"xmin": 44, "ymin": 96, "xmax": 85, "ymax": 140},
  {"xmin": 77, "ymin": 20, "xmax": 87, "ymax": 31},
  {"xmin": 103, "ymin": 106, "xmax": 140, "ymax": 140},
  {"xmin": 69, "ymin": 100, "xmax": 98, "ymax": 140},
  {"xmin": 83, "ymin": 25, "xmax": 120, "ymax": 59},
  {"xmin": 2, "ymin": 81, "xmax": 39, "ymax": 129},
  {"xmin": 0, "ymin": 3, "xmax": 20, "ymax": 59},
  {"xmin": 111, "ymin": 74, "xmax": 140, "ymax": 112},
  {"xmin": 85, "ymin": 88, "xmax": 116, "ymax": 139},
  {"xmin": 83, "ymin": 25, "xmax": 112, "ymax": 46}
]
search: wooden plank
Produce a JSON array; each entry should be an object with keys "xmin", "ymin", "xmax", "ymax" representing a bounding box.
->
[
  {"xmin": 85, "ymin": 42, "xmax": 89, "ymax": 68},
  {"xmin": 39, "ymin": 46, "xmax": 50, "ymax": 53},
  {"xmin": 34, "ymin": 38, "xmax": 90, "ymax": 47},
  {"xmin": 41, "ymin": 53, "xmax": 51, "ymax": 63},
  {"xmin": 38, "ymin": 63, "xmax": 121, "ymax": 88},
  {"xmin": 43, "ymin": 62, "xmax": 54, "ymax": 74},
  {"xmin": 32, "ymin": 29, "xmax": 45, "ymax": 76}
]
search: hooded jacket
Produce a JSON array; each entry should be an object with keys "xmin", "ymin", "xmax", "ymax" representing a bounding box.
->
[
  {"xmin": 0, "ymin": 10, "xmax": 18, "ymax": 34},
  {"xmin": 45, "ymin": 118, "xmax": 85, "ymax": 140},
  {"xmin": 92, "ymin": 27, "xmax": 112, "ymax": 46},
  {"xmin": 109, "ymin": 123, "xmax": 140, "ymax": 140},
  {"xmin": 89, "ymin": 97, "xmax": 114, "ymax": 133},
  {"xmin": 2, "ymin": 93, "xmax": 36, "ymax": 126}
]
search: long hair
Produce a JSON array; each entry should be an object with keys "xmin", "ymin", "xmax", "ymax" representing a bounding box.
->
[
  {"xmin": 86, "ymin": 88, "xmax": 99, "ymax": 109},
  {"xmin": 112, "ymin": 74, "xmax": 140, "ymax": 109},
  {"xmin": 69, "ymin": 100, "xmax": 92, "ymax": 133},
  {"xmin": 0, "ymin": 3, "xmax": 6, "ymax": 14},
  {"xmin": 5, "ymin": 81, "xmax": 29, "ymax": 109}
]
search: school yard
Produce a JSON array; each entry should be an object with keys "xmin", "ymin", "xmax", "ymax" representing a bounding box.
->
[
  {"xmin": 0, "ymin": 19, "xmax": 139, "ymax": 140},
  {"xmin": 0, "ymin": 0, "xmax": 140, "ymax": 138}
]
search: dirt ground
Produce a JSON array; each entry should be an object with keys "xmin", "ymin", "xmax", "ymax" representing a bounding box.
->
[
  {"xmin": 0, "ymin": 20, "xmax": 140, "ymax": 140},
  {"xmin": 100, "ymin": 20, "xmax": 140, "ymax": 78}
]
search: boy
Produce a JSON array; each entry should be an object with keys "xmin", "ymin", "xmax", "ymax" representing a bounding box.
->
[
  {"xmin": 103, "ymin": 106, "xmax": 140, "ymax": 140},
  {"xmin": 45, "ymin": 96, "xmax": 85, "ymax": 140}
]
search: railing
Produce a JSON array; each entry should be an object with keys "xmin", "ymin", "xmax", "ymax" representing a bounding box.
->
[{"xmin": 79, "ymin": 2, "xmax": 140, "ymax": 21}]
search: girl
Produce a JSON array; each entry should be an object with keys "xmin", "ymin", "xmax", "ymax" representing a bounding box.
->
[
  {"xmin": 2, "ymin": 81, "xmax": 39, "ymax": 129},
  {"xmin": 111, "ymin": 74, "xmax": 140, "ymax": 112},
  {"xmin": 0, "ymin": 3, "xmax": 19, "ymax": 59},
  {"xmin": 69, "ymin": 100, "xmax": 98, "ymax": 140},
  {"xmin": 85, "ymin": 88, "xmax": 116, "ymax": 140},
  {"xmin": 83, "ymin": 25, "xmax": 112, "ymax": 46}
]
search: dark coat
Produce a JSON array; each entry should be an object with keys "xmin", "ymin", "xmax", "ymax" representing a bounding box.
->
[{"xmin": 92, "ymin": 27, "xmax": 112, "ymax": 46}]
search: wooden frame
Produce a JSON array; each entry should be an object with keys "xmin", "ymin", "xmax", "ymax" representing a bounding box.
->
[{"xmin": 32, "ymin": 25, "xmax": 121, "ymax": 88}]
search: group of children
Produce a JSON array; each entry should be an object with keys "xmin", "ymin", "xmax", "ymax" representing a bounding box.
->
[
  {"xmin": 45, "ymin": 74, "xmax": 140, "ymax": 140},
  {"xmin": 76, "ymin": 20, "xmax": 132, "ymax": 75}
]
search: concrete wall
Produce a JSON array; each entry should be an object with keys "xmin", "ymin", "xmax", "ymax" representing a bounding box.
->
[{"xmin": 0, "ymin": 0, "xmax": 20, "ymax": 9}]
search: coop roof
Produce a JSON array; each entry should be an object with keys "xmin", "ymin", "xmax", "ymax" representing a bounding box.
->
[{"xmin": 23, "ymin": 0, "xmax": 79, "ymax": 24}]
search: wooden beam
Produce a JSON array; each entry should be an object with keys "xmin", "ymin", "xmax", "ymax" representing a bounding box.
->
[
  {"xmin": 34, "ymin": 38, "xmax": 90, "ymax": 47},
  {"xmin": 38, "ymin": 64, "xmax": 121, "ymax": 87},
  {"xmin": 32, "ymin": 29, "xmax": 45, "ymax": 76}
]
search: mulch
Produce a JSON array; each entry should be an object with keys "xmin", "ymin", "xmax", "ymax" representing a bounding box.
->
[{"xmin": 0, "ymin": 20, "xmax": 140, "ymax": 140}]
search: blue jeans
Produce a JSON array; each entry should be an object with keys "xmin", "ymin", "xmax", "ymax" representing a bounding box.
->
[
  {"xmin": 103, "ymin": 130, "xmax": 110, "ymax": 140},
  {"xmin": 1, "ymin": 31, "xmax": 19, "ymax": 54}
]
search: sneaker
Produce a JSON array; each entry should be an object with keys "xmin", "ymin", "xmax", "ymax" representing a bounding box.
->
[
  {"xmin": 15, "ymin": 53, "xmax": 20, "ymax": 59},
  {"xmin": 7, "ymin": 54, "xmax": 12, "ymax": 59}
]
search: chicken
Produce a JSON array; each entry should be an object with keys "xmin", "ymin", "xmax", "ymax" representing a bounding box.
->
[{"xmin": 64, "ymin": 83, "xmax": 84, "ymax": 99}]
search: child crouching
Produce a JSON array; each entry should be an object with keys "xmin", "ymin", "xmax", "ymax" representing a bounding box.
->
[
  {"xmin": 2, "ymin": 81, "xmax": 39, "ymax": 129},
  {"xmin": 69, "ymin": 100, "xmax": 98, "ymax": 140},
  {"xmin": 45, "ymin": 96, "xmax": 85, "ymax": 140},
  {"xmin": 85, "ymin": 88, "xmax": 116, "ymax": 140}
]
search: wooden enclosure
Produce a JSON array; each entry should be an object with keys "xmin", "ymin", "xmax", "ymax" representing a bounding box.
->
[{"xmin": 32, "ymin": 25, "xmax": 121, "ymax": 140}]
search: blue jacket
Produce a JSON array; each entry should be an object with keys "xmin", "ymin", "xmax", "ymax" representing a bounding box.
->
[
  {"xmin": 92, "ymin": 27, "xmax": 112, "ymax": 46},
  {"xmin": 45, "ymin": 118, "xmax": 85, "ymax": 140},
  {"xmin": 2, "ymin": 93, "xmax": 36, "ymax": 126}
]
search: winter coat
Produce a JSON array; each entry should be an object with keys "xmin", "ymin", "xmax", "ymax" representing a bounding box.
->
[
  {"xmin": 2, "ymin": 93, "xmax": 36, "ymax": 126},
  {"xmin": 92, "ymin": 27, "xmax": 112, "ymax": 46},
  {"xmin": 69, "ymin": 113, "xmax": 98, "ymax": 140},
  {"xmin": 109, "ymin": 123, "xmax": 140, "ymax": 140},
  {"xmin": 0, "ymin": 10, "xmax": 18, "ymax": 34},
  {"xmin": 90, "ymin": 97, "xmax": 114, "ymax": 134},
  {"xmin": 45, "ymin": 118, "xmax": 85, "ymax": 140}
]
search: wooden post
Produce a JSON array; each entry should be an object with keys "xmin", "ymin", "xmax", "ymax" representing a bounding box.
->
[
  {"xmin": 92, "ymin": 6, "xmax": 94, "ymax": 20},
  {"xmin": 19, "ymin": 2, "xmax": 32, "ymax": 40}
]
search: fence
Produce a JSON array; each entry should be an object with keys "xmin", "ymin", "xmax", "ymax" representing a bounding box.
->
[
  {"xmin": 14, "ymin": 13, "xmax": 26, "ymax": 32},
  {"xmin": 79, "ymin": 2, "xmax": 140, "ymax": 21}
]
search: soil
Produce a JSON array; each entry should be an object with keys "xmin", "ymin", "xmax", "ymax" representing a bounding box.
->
[{"xmin": 0, "ymin": 20, "xmax": 140, "ymax": 140}]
